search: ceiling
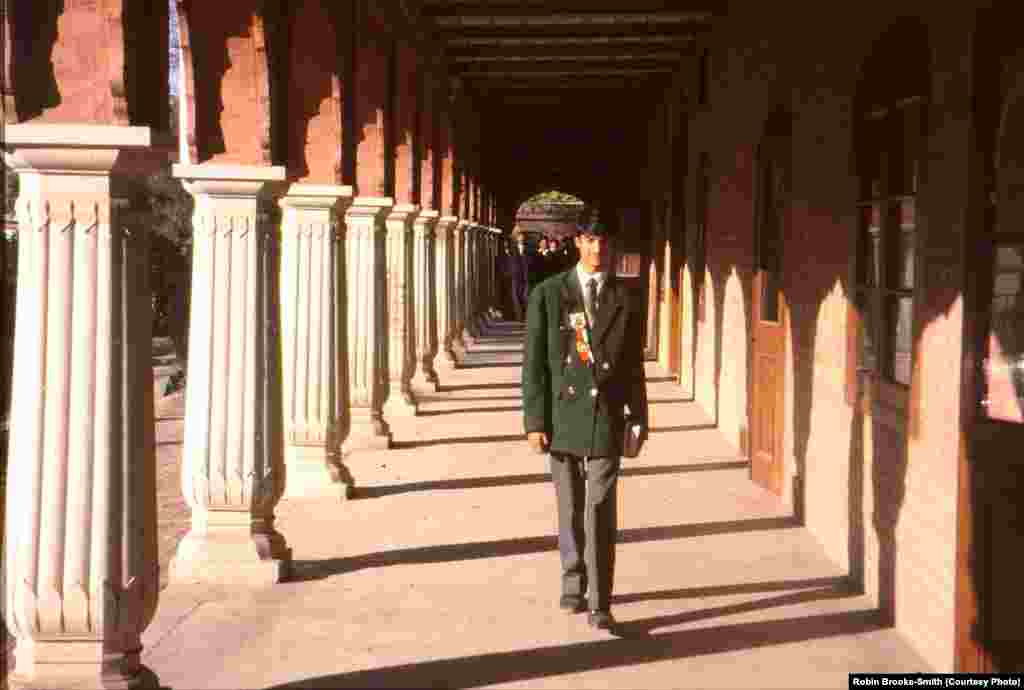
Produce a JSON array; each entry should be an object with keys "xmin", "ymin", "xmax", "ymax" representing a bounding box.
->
[{"xmin": 415, "ymin": 0, "xmax": 719, "ymax": 212}]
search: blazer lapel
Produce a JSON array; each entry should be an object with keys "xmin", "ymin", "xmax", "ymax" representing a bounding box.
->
[
  {"xmin": 559, "ymin": 269, "xmax": 584, "ymax": 317},
  {"xmin": 591, "ymin": 275, "xmax": 625, "ymax": 346}
]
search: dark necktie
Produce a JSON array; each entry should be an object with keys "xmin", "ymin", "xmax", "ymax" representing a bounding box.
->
[{"xmin": 588, "ymin": 277, "xmax": 600, "ymax": 324}]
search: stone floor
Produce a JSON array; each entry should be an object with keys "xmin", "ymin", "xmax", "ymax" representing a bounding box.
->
[
  {"xmin": 4, "ymin": 319, "xmax": 932, "ymax": 689},
  {"xmin": 139, "ymin": 319, "xmax": 930, "ymax": 690}
]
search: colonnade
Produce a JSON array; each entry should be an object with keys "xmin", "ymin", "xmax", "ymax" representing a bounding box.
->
[{"xmin": 1, "ymin": 2, "xmax": 508, "ymax": 687}]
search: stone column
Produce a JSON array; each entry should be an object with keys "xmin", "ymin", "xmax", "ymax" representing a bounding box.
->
[
  {"xmin": 481, "ymin": 227, "xmax": 494, "ymax": 324},
  {"xmin": 410, "ymin": 210, "xmax": 440, "ymax": 394},
  {"xmin": 169, "ymin": 164, "xmax": 292, "ymax": 587},
  {"xmin": 343, "ymin": 197, "xmax": 394, "ymax": 452},
  {"xmin": 382, "ymin": 204, "xmax": 419, "ymax": 418},
  {"xmin": 433, "ymin": 216, "xmax": 459, "ymax": 371},
  {"xmin": 279, "ymin": 185, "xmax": 355, "ymax": 500},
  {"xmin": 462, "ymin": 223, "xmax": 478, "ymax": 344},
  {"xmin": 485, "ymin": 228, "xmax": 498, "ymax": 322},
  {"xmin": 450, "ymin": 220, "xmax": 467, "ymax": 355},
  {"xmin": 3, "ymin": 124, "xmax": 161, "ymax": 689}
]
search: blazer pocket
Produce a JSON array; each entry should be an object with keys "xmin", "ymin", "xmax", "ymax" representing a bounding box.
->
[{"xmin": 559, "ymin": 382, "xmax": 578, "ymax": 401}]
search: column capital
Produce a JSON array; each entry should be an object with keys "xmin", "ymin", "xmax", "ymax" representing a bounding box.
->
[
  {"xmin": 388, "ymin": 203, "xmax": 421, "ymax": 222},
  {"xmin": 434, "ymin": 216, "xmax": 456, "ymax": 239},
  {"xmin": 348, "ymin": 196, "xmax": 395, "ymax": 222},
  {"xmin": 4, "ymin": 124, "xmax": 167, "ymax": 182},
  {"xmin": 278, "ymin": 183, "xmax": 355, "ymax": 211},
  {"xmin": 413, "ymin": 209, "xmax": 440, "ymax": 236},
  {"xmin": 172, "ymin": 163, "xmax": 286, "ymax": 198}
]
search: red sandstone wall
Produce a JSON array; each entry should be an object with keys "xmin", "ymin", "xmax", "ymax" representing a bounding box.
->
[
  {"xmin": 684, "ymin": 0, "xmax": 972, "ymax": 670},
  {"xmin": 287, "ymin": 0, "xmax": 341, "ymax": 183}
]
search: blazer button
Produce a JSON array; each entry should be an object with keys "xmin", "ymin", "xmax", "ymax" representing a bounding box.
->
[
  {"xmin": 602, "ymin": 362, "xmax": 610, "ymax": 370},
  {"xmin": 590, "ymin": 388, "xmax": 598, "ymax": 397}
]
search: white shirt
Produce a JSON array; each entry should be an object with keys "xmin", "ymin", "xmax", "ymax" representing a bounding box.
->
[{"xmin": 576, "ymin": 264, "xmax": 606, "ymax": 324}]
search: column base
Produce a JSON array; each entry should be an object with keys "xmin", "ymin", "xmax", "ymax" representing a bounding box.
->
[
  {"xmin": 433, "ymin": 347, "xmax": 457, "ymax": 372},
  {"xmin": 383, "ymin": 387, "xmax": 419, "ymax": 417},
  {"xmin": 168, "ymin": 518, "xmax": 293, "ymax": 586},
  {"xmin": 284, "ymin": 445, "xmax": 354, "ymax": 500},
  {"xmin": 9, "ymin": 641, "xmax": 158, "ymax": 690},
  {"xmin": 343, "ymin": 411, "xmax": 392, "ymax": 453},
  {"xmin": 410, "ymin": 369, "xmax": 439, "ymax": 395}
]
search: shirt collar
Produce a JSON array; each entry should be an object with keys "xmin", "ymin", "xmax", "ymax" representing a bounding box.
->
[{"xmin": 576, "ymin": 263, "xmax": 606, "ymax": 288}]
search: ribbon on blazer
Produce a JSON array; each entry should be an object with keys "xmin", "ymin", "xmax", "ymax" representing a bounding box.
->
[{"xmin": 569, "ymin": 311, "xmax": 592, "ymax": 364}]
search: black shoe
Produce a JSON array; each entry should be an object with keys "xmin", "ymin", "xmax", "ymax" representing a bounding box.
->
[
  {"xmin": 559, "ymin": 594, "xmax": 585, "ymax": 613},
  {"xmin": 587, "ymin": 609, "xmax": 616, "ymax": 630}
]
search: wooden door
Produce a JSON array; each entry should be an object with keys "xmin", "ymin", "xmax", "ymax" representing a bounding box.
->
[
  {"xmin": 957, "ymin": 24, "xmax": 1024, "ymax": 670},
  {"xmin": 750, "ymin": 125, "xmax": 788, "ymax": 496},
  {"xmin": 668, "ymin": 201, "xmax": 683, "ymax": 376}
]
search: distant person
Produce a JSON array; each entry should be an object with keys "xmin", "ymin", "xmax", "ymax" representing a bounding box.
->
[
  {"xmin": 521, "ymin": 219, "xmax": 649, "ymax": 631},
  {"xmin": 506, "ymin": 227, "xmax": 533, "ymax": 321}
]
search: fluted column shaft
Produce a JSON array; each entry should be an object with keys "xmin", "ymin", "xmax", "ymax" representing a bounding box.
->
[
  {"xmin": 450, "ymin": 221, "xmax": 467, "ymax": 354},
  {"xmin": 343, "ymin": 197, "xmax": 394, "ymax": 452},
  {"xmin": 411, "ymin": 210, "xmax": 440, "ymax": 393},
  {"xmin": 382, "ymin": 204, "xmax": 419, "ymax": 418},
  {"xmin": 462, "ymin": 223, "xmax": 479, "ymax": 342},
  {"xmin": 279, "ymin": 185, "xmax": 354, "ymax": 500},
  {"xmin": 484, "ymin": 229, "xmax": 497, "ymax": 319},
  {"xmin": 490, "ymin": 230, "xmax": 499, "ymax": 315},
  {"xmin": 478, "ymin": 227, "xmax": 490, "ymax": 322},
  {"xmin": 169, "ymin": 164, "xmax": 292, "ymax": 587},
  {"xmin": 3, "ymin": 125, "xmax": 160, "ymax": 689},
  {"xmin": 434, "ymin": 217, "xmax": 459, "ymax": 369}
]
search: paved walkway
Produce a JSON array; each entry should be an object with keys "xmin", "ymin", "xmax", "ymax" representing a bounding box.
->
[{"xmin": 21, "ymin": 320, "xmax": 936, "ymax": 689}]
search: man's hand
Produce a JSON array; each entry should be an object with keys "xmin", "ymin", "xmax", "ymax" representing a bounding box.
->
[{"xmin": 527, "ymin": 432, "xmax": 549, "ymax": 454}]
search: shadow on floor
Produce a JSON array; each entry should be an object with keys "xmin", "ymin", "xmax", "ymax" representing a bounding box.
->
[
  {"xmin": 648, "ymin": 423, "xmax": 718, "ymax": 434},
  {"xmin": 285, "ymin": 516, "xmax": 798, "ymax": 582},
  {"xmin": 417, "ymin": 405, "xmax": 523, "ymax": 416},
  {"xmin": 390, "ymin": 434, "xmax": 526, "ymax": 449},
  {"xmin": 456, "ymin": 361, "xmax": 523, "ymax": 370},
  {"xmin": 439, "ymin": 382, "xmax": 522, "ymax": 392},
  {"xmin": 265, "ymin": 605, "xmax": 882, "ymax": 690},
  {"xmin": 611, "ymin": 575, "xmax": 847, "ymax": 606},
  {"xmin": 354, "ymin": 460, "xmax": 750, "ymax": 499},
  {"xmin": 418, "ymin": 395, "xmax": 523, "ymax": 403}
]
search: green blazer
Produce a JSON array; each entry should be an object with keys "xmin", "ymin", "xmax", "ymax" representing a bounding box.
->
[{"xmin": 522, "ymin": 268, "xmax": 649, "ymax": 458}]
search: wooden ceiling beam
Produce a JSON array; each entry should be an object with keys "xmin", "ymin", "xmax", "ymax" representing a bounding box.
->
[
  {"xmin": 431, "ymin": 11, "xmax": 711, "ymax": 27},
  {"xmin": 445, "ymin": 33, "xmax": 694, "ymax": 47},
  {"xmin": 470, "ymin": 75, "xmax": 667, "ymax": 89},
  {"xmin": 449, "ymin": 46, "xmax": 690, "ymax": 61},
  {"xmin": 460, "ymin": 65, "xmax": 675, "ymax": 77}
]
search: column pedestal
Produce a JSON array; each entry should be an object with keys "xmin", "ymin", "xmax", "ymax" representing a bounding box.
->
[
  {"xmin": 410, "ymin": 210, "xmax": 440, "ymax": 394},
  {"xmin": 168, "ymin": 163, "xmax": 292, "ymax": 587},
  {"xmin": 3, "ymin": 124, "xmax": 162, "ymax": 689},
  {"xmin": 342, "ymin": 197, "xmax": 394, "ymax": 452},
  {"xmin": 382, "ymin": 204, "xmax": 419, "ymax": 418},
  {"xmin": 279, "ymin": 185, "xmax": 354, "ymax": 500}
]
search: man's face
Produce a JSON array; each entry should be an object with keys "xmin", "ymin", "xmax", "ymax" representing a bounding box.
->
[{"xmin": 574, "ymin": 233, "xmax": 611, "ymax": 272}]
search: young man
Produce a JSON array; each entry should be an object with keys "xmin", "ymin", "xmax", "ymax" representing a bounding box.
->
[{"xmin": 521, "ymin": 220, "xmax": 648, "ymax": 630}]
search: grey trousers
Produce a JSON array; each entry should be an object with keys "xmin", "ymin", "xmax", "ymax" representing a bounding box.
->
[{"xmin": 550, "ymin": 452, "xmax": 621, "ymax": 611}]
